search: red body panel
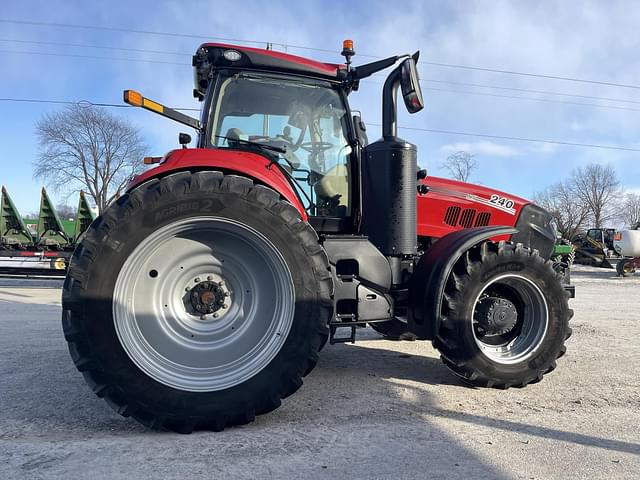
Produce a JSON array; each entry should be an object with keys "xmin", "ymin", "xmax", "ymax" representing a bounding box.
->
[
  {"xmin": 126, "ymin": 150, "xmax": 528, "ymax": 240},
  {"xmin": 126, "ymin": 148, "xmax": 307, "ymax": 220},
  {"xmin": 201, "ymin": 43, "xmax": 343, "ymax": 78},
  {"xmin": 418, "ymin": 176, "xmax": 530, "ymax": 241}
]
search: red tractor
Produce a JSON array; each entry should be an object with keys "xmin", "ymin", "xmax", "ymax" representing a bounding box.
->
[{"xmin": 62, "ymin": 41, "xmax": 573, "ymax": 432}]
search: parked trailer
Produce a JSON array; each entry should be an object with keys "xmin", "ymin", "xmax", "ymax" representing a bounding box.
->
[
  {"xmin": 615, "ymin": 229, "xmax": 640, "ymax": 277},
  {"xmin": 0, "ymin": 186, "xmax": 94, "ymax": 274}
]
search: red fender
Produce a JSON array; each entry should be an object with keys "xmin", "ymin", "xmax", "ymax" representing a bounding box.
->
[{"xmin": 126, "ymin": 148, "xmax": 307, "ymax": 220}]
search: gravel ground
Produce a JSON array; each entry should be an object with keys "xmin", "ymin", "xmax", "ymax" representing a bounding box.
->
[{"xmin": 0, "ymin": 265, "xmax": 638, "ymax": 479}]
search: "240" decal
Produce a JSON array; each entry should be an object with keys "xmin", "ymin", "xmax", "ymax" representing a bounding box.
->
[{"xmin": 489, "ymin": 194, "xmax": 515, "ymax": 210}]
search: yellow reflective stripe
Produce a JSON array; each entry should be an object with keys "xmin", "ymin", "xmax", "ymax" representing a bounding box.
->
[{"xmin": 143, "ymin": 98, "xmax": 164, "ymax": 113}]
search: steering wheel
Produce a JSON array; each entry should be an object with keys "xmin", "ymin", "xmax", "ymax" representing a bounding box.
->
[{"xmin": 299, "ymin": 141, "xmax": 334, "ymax": 153}]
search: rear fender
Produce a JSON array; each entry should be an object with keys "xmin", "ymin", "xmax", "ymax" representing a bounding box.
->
[
  {"xmin": 126, "ymin": 148, "xmax": 307, "ymax": 219},
  {"xmin": 408, "ymin": 226, "xmax": 517, "ymax": 340}
]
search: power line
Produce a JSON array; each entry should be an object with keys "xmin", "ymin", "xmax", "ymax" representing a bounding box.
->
[
  {"xmin": 361, "ymin": 79, "xmax": 640, "ymax": 112},
  {"xmin": 419, "ymin": 61, "xmax": 640, "ymax": 91},
  {"xmin": 4, "ymin": 36, "xmax": 640, "ymax": 107},
  {"xmin": 0, "ymin": 97, "xmax": 199, "ymax": 111},
  {"xmin": 420, "ymin": 78, "xmax": 640, "ymax": 105},
  {"xmin": 1, "ymin": 17, "xmax": 638, "ymax": 90},
  {"xmin": 3, "ymin": 97, "xmax": 636, "ymax": 153},
  {"xmin": 426, "ymin": 87, "xmax": 640, "ymax": 113},
  {"xmin": 0, "ymin": 18, "xmax": 322, "ymax": 53},
  {"xmin": 0, "ymin": 49, "xmax": 189, "ymax": 66},
  {"xmin": 366, "ymin": 124, "xmax": 640, "ymax": 153},
  {"xmin": 0, "ymin": 38, "xmax": 187, "ymax": 57},
  {"xmin": 3, "ymin": 47, "xmax": 640, "ymax": 114}
]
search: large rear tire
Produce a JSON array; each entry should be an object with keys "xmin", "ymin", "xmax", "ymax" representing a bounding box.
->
[
  {"xmin": 434, "ymin": 241, "xmax": 572, "ymax": 388},
  {"xmin": 62, "ymin": 172, "xmax": 332, "ymax": 432}
]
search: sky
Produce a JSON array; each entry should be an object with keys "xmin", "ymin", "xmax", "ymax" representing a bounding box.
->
[{"xmin": 1, "ymin": 0, "xmax": 639, "ymax": 214}]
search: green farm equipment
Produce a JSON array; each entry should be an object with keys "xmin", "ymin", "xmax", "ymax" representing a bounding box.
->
[{"xmin": 0, "ymin": 186, "xmax": 94, "ymax": 274}]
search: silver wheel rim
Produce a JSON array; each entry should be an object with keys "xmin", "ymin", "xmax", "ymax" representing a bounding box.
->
[
  {"xmin": 113, "ymin": 216, "xmax": 295, "ymax": 392},
  {"xmin": 471, "ymin": 273, "xmax": 549, "ymax": 365}
]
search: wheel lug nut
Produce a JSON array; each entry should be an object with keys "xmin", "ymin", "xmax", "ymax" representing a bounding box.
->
[
  {"xmin": 200, "ymin": 315, "xmax": 207, "ymax": 320},
  {"xmin": 218, "ymin": 281, "xmax": 224, "ymax": 287},
  {"xmin": 224, "ymin": 292, "xmax": 230, "ymax": 297},
  {"xmin": 207, "ymin": 275, "xmax": 213, "ymax": 281},
  {"xmin": 222, "ymin": 304, "xmax": 228, "ymax": 309},
  {"xmin": 213, "ymin": 313, "xmax": 219, "ymax": 318},
  {"xmin": 195, "ymin": 277, "xmax": 201, "ymax": 283},
  {"xmin": 185, "ymin": 286, "xmax": 190, "ymax": 292}
]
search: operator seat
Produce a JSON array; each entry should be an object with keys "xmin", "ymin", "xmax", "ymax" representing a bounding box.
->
[{"xmin": 315, "ymin": 164, "xmax": 350, "ymax": 214}]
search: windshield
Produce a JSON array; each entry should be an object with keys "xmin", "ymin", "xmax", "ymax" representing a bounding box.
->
[{"xmin": 211, "ymin": 74, "xmax": 352, "ymax": 217}]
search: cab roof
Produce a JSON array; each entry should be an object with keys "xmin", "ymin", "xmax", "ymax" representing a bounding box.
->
[{"xmin": 193, "ymin": 43, "xmax": 346, "ymax": 99}]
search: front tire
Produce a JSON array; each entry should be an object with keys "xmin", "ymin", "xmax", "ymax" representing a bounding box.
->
[
  {"xmin": 434, "ymin": 242, "xmax": 572, "ymax": 388},
  {"xmin": 62, "ymin": 172, "xmax": 332, "ymax": 432}
]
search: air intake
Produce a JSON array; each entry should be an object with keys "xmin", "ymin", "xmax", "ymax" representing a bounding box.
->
[
  {"xmin": 443, "ymin": 206, "xmax": 492, "ymax": 229},
  {"xmin": 459, "ymin": 208, "xmax": 476, "ymax": 228},
  {"xmin": 475, "ymin": 212, "xmax": 491, "ymax": 227},
  {"xmin": 444, "ymin": 206, "xmax": 461, "ymax": 226}
]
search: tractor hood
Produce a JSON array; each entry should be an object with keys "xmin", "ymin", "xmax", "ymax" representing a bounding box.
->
[
  {"xmin": 417, "ymin": 176, "xmax": 556, "ymax": 259},
  {"xmin": 417, "ymin": 176, "xmax": 530, "ymax": 238}
]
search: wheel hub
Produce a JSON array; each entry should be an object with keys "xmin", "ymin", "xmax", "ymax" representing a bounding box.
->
[
  {"xmin": 474, "ymin": 296, "xmax": 518, "ymax": 336},
  {"xmin": 187, "ymin": 277, "xmax": 229, "ymax": 318}
]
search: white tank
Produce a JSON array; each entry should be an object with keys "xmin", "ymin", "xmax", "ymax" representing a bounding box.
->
[{"xmin": 619, "ymin": 230, "xmax": 640, "ymax": 257}]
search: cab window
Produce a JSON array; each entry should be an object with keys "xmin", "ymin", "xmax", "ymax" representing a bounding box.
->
[{"xmin": 211, "ymin": 74, "xmax": 352, "ymax": 217}]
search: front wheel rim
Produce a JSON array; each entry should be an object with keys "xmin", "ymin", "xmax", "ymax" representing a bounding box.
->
[
  {"xmin": 471, "ymin": 273, "xmax": 549, "ymax": 365},
  {"xmin": 112, "ymin": 216, "xmax": 295, "ymax": 392}
]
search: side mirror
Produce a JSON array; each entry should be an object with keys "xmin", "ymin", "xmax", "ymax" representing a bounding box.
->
[
  {"xmin": 179, "ymin": 132, "xmax": 192, "ymax": 149},
  {"xmin": 352, "ymin": 114, "xmax": 368, "ymax": 146},
  {"xmin": 400, "ymin": 53, "xmax": 424, "ymax": 114}
]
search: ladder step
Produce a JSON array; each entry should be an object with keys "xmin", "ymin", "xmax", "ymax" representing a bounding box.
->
[{"xmin": 329, "ymin": 324, "xmax": 357, "ymax": 344}]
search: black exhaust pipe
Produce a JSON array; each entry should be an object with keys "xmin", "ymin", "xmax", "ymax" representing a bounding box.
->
[
  {"xmin": 382, "ymin": 66, "xmax": 402, "ymax": 138},
  {"xmin": 361, "ymin": 62, "xmax": 417, "ymax": 258}
]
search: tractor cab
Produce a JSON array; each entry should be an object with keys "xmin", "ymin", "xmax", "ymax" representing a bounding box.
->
[
  {"xmin": 206, "ymin": 70, "xmax": 354, "ymax": 218},
  {"xmin": 126, "ymin": 42, "xmax": 424, "ymax": 231},
  {"xmin": 191, "ymin": 43, "xmax": 423, "ymax": 230}
]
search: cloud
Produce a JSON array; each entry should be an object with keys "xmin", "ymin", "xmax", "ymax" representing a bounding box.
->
[
  {"xmin": 530, "ymin": 142, "xmax": 560, "ymax": 154},
  {"xmin": 570, "ymin": 120, "xmax": 588, "ymax": 132},
  {"xmin": 439, "ymin": 141, "xmax": 519, "ymax": 157}
]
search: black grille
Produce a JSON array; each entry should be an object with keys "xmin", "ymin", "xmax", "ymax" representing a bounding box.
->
[
  {"xmin": 475, "ymin": 212, "xmax": 491, "ymax": 227},
  {"xmin": 444, "ymin": 206, "xmax": 461, "ymax": 226},
  {"xmin": 459, "ymin": 208, "xmax": 476, "ymax": 228}
]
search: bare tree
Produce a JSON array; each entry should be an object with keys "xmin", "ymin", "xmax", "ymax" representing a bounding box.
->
[
  {"xmin": 441, "ymin": 151, "xmax": 477, "ymax": 182},
  {"xmin": 56, "ymin": 204, "xmax": 76, "ymax": 220},
  {"xmin": 34, "ymin": 105, "xmax": 147, "ymax": 214},
  {"xmin": 534, "ymin": 180, "xmax": 590, "ymax": 240},
  {"xmin": 623, "ymin": 193, "xmax": 640, "ymax": 228},
  {"xmin": 570, "ymin": 163, "xmax": 622, "ymax": 228}
]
